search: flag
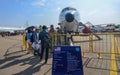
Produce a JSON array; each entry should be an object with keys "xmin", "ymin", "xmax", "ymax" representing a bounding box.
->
[{"xmin": 55, "ymin": 47, "xmax": 61, "ymax": 51}]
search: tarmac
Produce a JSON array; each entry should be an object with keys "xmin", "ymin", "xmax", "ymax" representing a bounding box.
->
[{"xmin": 0, "ymin": 35, "xmax": 120, "ymax": 75}]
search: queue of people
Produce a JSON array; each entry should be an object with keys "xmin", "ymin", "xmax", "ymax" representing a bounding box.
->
[{"xmin": 23, "ymin": 25, "xmax": 55, "ymax": 64}]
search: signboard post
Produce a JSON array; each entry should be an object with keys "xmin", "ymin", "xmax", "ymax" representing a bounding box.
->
[{"xmin": 52, "ymin": 46, "xmax": 84, "ymax": 75}]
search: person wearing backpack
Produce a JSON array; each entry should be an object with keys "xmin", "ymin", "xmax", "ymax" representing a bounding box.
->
[{"xmin": 39, "ymin": 25, "xmax": 52, "ymax": 64}]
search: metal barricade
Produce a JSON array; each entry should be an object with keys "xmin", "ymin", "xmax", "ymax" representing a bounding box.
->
[
  {"xmin": 92, "ymin": 33, "xmax": 120, "ymax": 54},
  {"xmin": 51, "ymin": 32, "xmax": 120, "ymax": 57}
]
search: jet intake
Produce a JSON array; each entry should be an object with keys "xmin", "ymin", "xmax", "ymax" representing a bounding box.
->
[{"xmin": 65, "ymin": 13, "xmax": 74, "ymax": 22}]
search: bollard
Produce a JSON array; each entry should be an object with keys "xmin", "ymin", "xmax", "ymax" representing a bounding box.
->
[
  {"xmin": 97, "ymin": 53, "xmax": 102, "ymax": 58},
  {"xmin": 82, "ymin": 52, "xmax": 86, "ymax": 58}
]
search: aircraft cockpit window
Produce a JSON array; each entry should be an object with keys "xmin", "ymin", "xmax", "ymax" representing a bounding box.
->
[{"xmin": 61, "ymin": 7, "xmax": 77, "ymax": 13}]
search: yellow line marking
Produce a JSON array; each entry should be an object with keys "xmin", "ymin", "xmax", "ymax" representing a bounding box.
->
[
  {"xmin": 110, "ymin": 36, "xmax": 118, "ymax": 75},
  {"xmin": 115, "ymin": 37, "xmax": 120, "ymax": 56},
  {"xmin": 118, "ymin": 46, "xmax": 120, "ymax": 57}
]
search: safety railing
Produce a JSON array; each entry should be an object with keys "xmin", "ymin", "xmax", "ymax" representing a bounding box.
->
[{"xmin": 51, "ymin": 32, "xmax": 120, "ymax": 58}]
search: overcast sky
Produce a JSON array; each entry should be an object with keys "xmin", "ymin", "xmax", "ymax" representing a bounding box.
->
[{"xmin": 0, "ymin": 0, "xmax": 120, "ymax": 27}]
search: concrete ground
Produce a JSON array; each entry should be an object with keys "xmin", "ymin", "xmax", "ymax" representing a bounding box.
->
[{"xmin": 0, "ymin": 35, "xmax": 120, "ymax": 75}]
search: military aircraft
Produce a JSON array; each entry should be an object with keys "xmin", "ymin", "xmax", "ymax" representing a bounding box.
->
[
  {"xmin": 58, "ymin": 7, "xmax": 102, "ymax": 45},
  {"xmin": 58, "ymin": 7, "xmax": 80, "ymax": 33}
]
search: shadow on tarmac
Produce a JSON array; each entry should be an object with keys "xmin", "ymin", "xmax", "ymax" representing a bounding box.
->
[
  {"xmin": 0, "ymin": 49, "xmax": 53, "ymax": 75},
  {"xmin": 85, "ymin": 57, "xmax": 120, "ymax": 72},
  {"xmin": 13, "ymin": 59, "xmax": 45, "ymax": 75}
]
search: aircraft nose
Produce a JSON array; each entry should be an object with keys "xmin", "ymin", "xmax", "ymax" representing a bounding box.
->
[{"xmin": 65, "ymin": 13, "xmax": 74, "ymax": 22}]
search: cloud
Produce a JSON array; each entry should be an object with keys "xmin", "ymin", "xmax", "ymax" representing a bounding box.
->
[
  {"xmin": 55, "ymin": 7, "xmax": 61, "ymax": 12},
  {"xmin": 87, "ymin": 10, "xmax": 98, "ymax": 16},
  {"xmin": 31, "ymin": 0, "xmax": 46, "ymax": 6}
]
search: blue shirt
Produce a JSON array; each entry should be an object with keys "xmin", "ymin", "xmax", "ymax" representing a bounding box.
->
[
  {"xmin": 26, "ymin": 33, "xmax": 31, "ymax": 40},
  {"xmin": 32, "ymin": 32, "xmax": 38, "ymax": 42}
]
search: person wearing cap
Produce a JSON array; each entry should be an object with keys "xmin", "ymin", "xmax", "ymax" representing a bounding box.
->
[{"xmin": 39, "ymin": 25, "xmax": 51, "ymax": 64}]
